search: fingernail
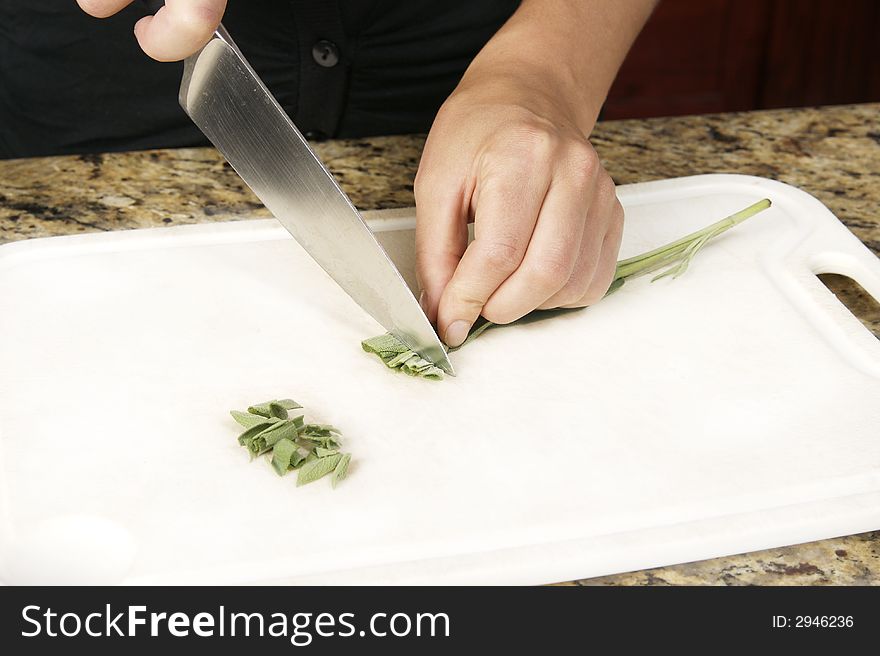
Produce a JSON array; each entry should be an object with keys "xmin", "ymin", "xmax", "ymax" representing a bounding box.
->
[
  {"xmin": 418, "ymin": 290, "xmax": 428, "ymax": 313},
  {"xmin": 445, "ymin": 320, "xmax": 471, "ymax": 348}
]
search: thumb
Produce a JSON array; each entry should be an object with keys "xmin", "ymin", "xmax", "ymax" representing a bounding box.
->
[{"xmin": 134, "ymin": 0, "xmax": 227, "ymax": 62}]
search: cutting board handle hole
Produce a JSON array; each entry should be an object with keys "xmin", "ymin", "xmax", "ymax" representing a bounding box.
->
[{"xmin": 817, "ymin": 273, "xmax": 880, "ymax": 341}]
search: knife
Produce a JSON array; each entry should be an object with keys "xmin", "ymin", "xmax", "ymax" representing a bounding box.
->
[{"xmin": 140, "ymin": 1, "xmax": 454, "ymax": 375}]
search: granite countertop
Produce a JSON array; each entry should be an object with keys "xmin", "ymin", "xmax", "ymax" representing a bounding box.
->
[{"xmin": 1, "ymin": 103, "xmax": 878, "ymax": 585}]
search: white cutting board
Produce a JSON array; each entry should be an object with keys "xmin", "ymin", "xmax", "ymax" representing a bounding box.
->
[{"xmin": 0, "ymin": 174, "xmax": 878, "ymax": 585}]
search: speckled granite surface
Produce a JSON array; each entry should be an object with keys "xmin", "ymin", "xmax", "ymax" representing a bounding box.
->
[{"xmin": 1, "ymin": 103, "xmax": 878, "ymax": 585}]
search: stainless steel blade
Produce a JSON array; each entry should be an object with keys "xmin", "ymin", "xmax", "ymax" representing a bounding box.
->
[{"xmin": 178, "ymin": 27, "xmax": 454, "ymax": 375}]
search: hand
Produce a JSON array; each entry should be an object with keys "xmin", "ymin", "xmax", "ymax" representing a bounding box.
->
[
  {"xmin": 77, "ymin": 0, "xmax": 226, "ymax": 61},
  {"xmin": 415, "ymin": 73, "xmax": 624, "ymax": 348}
]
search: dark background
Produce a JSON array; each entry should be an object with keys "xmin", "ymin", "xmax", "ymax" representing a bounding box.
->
[{"xmin": 604, "ymin": 0, "xmax": 880, "ymax": 119}]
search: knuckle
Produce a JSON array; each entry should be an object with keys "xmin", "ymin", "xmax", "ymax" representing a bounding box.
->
[
  {"xmin": 479, "ymin": 239, "xmax": 524, "ymax": 274},
  {"xmin": 412, "ymin": 170, "xmax": 432, "ymax": 201},
  {"xmin": 612, "ymin": 196, "xmax": 625, "ymax": 220},
  {"xmin": 413, "ymin": 168, "xmax": 453, "ymax": 205},
  {"xmin": 444, "ymin": 284, "xmax": 487, "ymax": 316},
  {"xmin": 566, "ymin": 141, "xmax": 599, "ymax": 181},
  {"xmin": 596, "ymin": 173, "xmax": 618, "ymax": 202},
  {"xmin": 506, "ymin": 126, "xmax": 558, "ymax": 165},
  {"xmin": 527, "ymin": 249, "xmax": 574, "ymax": 291},
  {"xmin": 610, "ymin": 199, "xmax": 625, "ymax": 230},
  {"xmin": 176, "ymin": 3, "xmax": 224, "ymax": 36}
]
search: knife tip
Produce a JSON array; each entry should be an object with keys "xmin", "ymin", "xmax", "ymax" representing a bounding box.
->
[{"xmin": 438, "ymin": 358, "xmax": 456, "ymax": 377}]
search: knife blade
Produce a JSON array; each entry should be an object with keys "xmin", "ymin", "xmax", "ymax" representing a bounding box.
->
[{"xmin": 170, "ymin": 24, "xmax": 454, "ymax": 375}]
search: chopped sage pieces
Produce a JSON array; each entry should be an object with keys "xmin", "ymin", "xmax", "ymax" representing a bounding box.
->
[
  {"xmin": 297, "ymin": 453, "xmax": 343, "ymax": 487},
  {"xmin": 361, "ymin": 333, "xmax": 445, "ymax": 380},
  {"xmin": 271, "ymin": 437, "xmax": 299, "ymax": 476},
  {"xmin": 248, "ymin": 398, "xmax": 303, "ymax": 419},
  {"xmin": 301, "ymin": 423, "xmax": 340, "ymax": 438},
  {"xmin": 362, "ymin": 199, "xmax": 773, "ymax": 379},
  {"xmin": 231, "ymin": 398, "xmax": 352, "ymax": 488},
  {"xmin": 331, "ymin": 453, "xmax": 352, "ymax": 489},
  {"xmin": 231, "ymin": 410, "xmax": 279, "ymax": 429}
]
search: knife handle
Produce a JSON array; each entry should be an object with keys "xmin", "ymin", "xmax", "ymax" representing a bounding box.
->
[{"xmin": 141, "ymin": 0, "xmax": 164, "ymax": 13}]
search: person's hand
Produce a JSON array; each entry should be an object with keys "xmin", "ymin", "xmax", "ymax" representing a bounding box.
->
[
  {"xmin": 77, "ymin": 0, "xmax": 226, "ymax": 61},
  {"xmin": 415, "ymin": 72, "xmax": 624, "ymax": 348}
]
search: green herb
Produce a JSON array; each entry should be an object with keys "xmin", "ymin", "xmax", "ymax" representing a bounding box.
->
[
  {"xmin": 231, "ymin": 398, "xmax": 352, "ymax": 488},
  {"xmin": 300, "ymin": 423, "xmax": 340, "ymax": 437},
  {"xmin": 247, "ymin": 398, "xmax": 302, "ymax": 419},
  {"xmin": 363, "ymin": 199, "xmax": 772, "ymax": 377},
  {"xmin": 297, "ymin": 453, "xmax": 343, "ymax": 487},
  {"xmin": 361, "ymin": 333, "xmax": 445, "ymax": 380},
  {"xmin": 231, "ymin": 410, "xmax": 278, "ymax": 429},
  {"xmin": 270, "ymin": 437, "xmax": 299, "ymax": 476},
  {"xmin": 332, "ymin": 453, "xmax": 352, "ymax": 489},
  {"xmin": 251, "ymin": 419, "xmax": 301, "ymax": 455}
]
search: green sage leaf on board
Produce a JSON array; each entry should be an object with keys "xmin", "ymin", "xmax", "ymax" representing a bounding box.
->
[
  {"xmin": 290, "ymin": 445, "xmax": 311, "ymax": 469},
  {"xmin": 300, "ymin": 423, "xmax": 340, "ymax": 437},
  {"xmin": 237, "ymin": 419, "xmax": 285, "ymax": 454},
  {"xmin": 361, "ymin": 334, "xmax": 445, "ymax": 381},
  {"xmin": 297, "ymin": 453, "xmax": 343, "ymax": 487},
  {"xmin": 248, "ymin": 398, "xmax": 304, "ymax": 420},
  {"xmin": 231, "ymin": 410, "xmax": 280, "ymax": 429},
  {"xmin": 251, "ymin": 419, "xmax": 301, "ymax": 455},
  {"xmin": 332, "ymin": 453, "xmax": 352, "ymax": 488},
  {"xmin": 232, "ymin": 398, "xmax": 352, "ymax": 488},
  {"xmin": 301, "ymin": 435, "xmax": 341, "ymax": 451}
]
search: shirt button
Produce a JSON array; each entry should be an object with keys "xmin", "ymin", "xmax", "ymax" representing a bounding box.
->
[
  {"xmin": 312, "ymin": 40, "xmax": 340, "ymax": 68},
  {"xmin": 304, "ymin": 129, "xmax": 327, "ymax": 141}
]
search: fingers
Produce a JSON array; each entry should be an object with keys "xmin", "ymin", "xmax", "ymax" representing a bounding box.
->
[
  {"xmin": 134, "ymin": 0, "xmax": 227, "ymax": 62},
  {"xmin": 435, "ymin": 137, "xmax": 552, "ymax": 346},
  {"xmin": 77, "ymin": 1, "xmax": 134, "ymax": 18},
  {"xmin": 539, "ymin": 176, "xmax": 623, "ymax": 309},
  {"xmin": 481, "ymin": 144, "xmax": 598, "ymax": 323},
  {"xmin": 569, "ymin": 198, "xmax": 624, "ymax": 307}
]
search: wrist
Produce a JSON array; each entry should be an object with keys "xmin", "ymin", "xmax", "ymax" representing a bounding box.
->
[
  {"xmin": 455, "ymin": 23, "xmax": 603, "ymax": 135},
  {"xmin": 452, "ymin": 56, "xmax": 599, "ymax": 137}
]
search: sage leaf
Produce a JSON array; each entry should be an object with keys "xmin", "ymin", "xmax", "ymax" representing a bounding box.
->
[
  {"xmin": 231, "ymin": 410, "xmax": 280, "ymax": 429},
  {"xmin": 290, "ymin": 445, "xmax": 311, "ymax": 469},
  {"xmin": 297, "ymin": 453, "xmax": 342, "ymax": 487},
  {"xmin": 251, "ymin": 419, "xmax": 301, "ymax": 455},
  {"xmin": 248, "ymin": 399, "xmax": 302, "ymax": 419},
  {"xmin": 271, "ymin": 437, "xmax": 299, "ymax": 476},
  {"xmin": 331, "ymin": 453, "xmax": 352, "ymax": 488},
  {"xmin": 361, "ymin": 334, "xmax": 445, "ymax": 380},
  {"xmin": 237, "ymin": 421, "xmax": 275, "ymax": 449},
  {"xmin": 232, "ymin": 399, "xmax": 351, "ymax": 488},
  {"xmin": 300, "ymin": 423, "xmax": 340, "ymax": 437}
]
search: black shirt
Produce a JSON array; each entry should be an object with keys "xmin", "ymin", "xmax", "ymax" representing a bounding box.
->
[{"xmin": 0, "ymin": 1, "xmax": 519, "ymax": 159}]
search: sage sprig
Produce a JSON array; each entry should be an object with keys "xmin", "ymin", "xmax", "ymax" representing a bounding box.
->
[
  {"xmin": 231, "ymin": 399, "xmax": 352, "ymax": 488},
  {"xmin": 362, "ymin": 199, "xmax": 772, "ymax": 377}
]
